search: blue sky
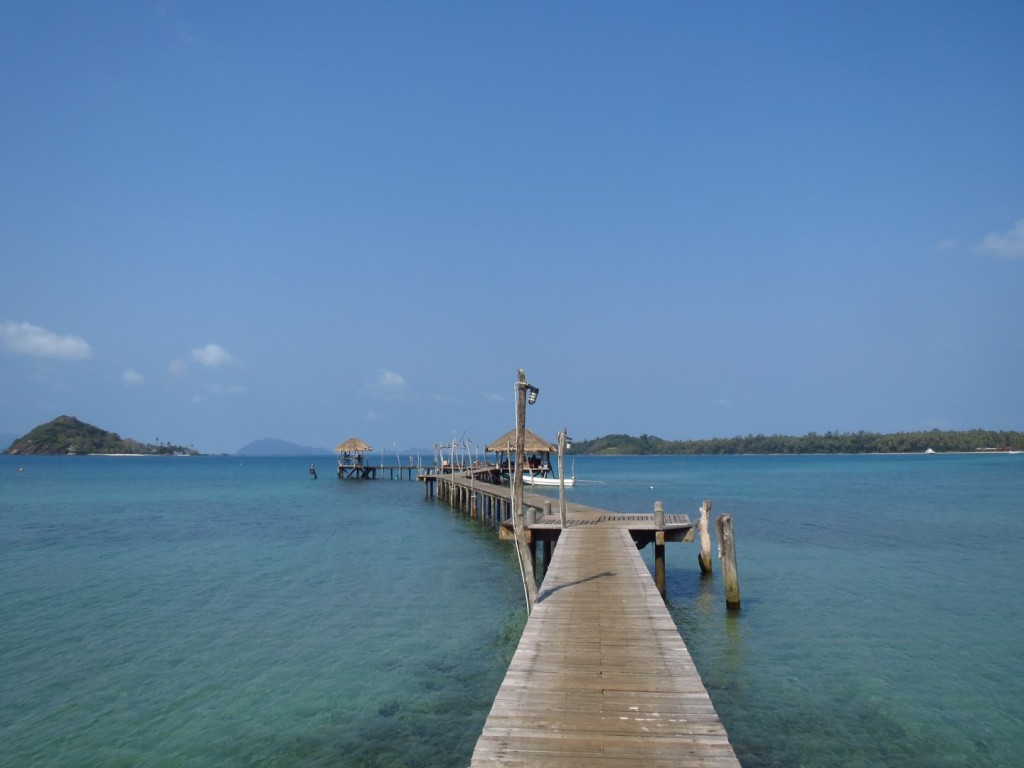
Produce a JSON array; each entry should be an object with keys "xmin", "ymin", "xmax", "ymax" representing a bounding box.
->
[{"xmin": 2, "ymin": 1, "xmax": 1023, "ymax": 454}]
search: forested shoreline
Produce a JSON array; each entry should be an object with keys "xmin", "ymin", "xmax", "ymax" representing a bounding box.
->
[{"xmin": 569, "ymin": 430, "xmax": 1024, "ymax": 455}]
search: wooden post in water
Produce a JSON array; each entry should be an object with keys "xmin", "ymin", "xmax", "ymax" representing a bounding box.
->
[
  {"xmin": 653, "ymin": 501, "xmax": 666, "ymax": 596},
  {"xmin": 469, "ymin": 465, "xmax": 476, "ymax": 519},
  {"xmin": 697, "ymin": 499, "xmax": 713, "ymax": 575},
  {"xmin": 526, "ymin": 505, "xmax": 537, "ymax": 576},
  {"xmin": 715, "ymin": 513, "xmax": 741, "ymax": 609},
  {"xmin": 557, "ymin": 427, "xmax": 569, "ymax": 528}
]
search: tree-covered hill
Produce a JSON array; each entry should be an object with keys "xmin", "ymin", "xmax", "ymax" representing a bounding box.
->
[
  {"xmin": 569, "ymin": 429, "xmax": 1024, "ymax": 455},
  {"xmin": 5, "ymin": 416, "xmax": 197, "ymax": 456}
]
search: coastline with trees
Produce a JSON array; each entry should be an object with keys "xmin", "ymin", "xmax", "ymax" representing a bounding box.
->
[{"xmin": 569, "ymin": 429, "xmax": 1024, "ymax": 456}]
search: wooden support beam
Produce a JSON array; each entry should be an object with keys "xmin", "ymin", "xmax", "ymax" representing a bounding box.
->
[
  {"xmin": 698, "ymin": 499, "xmax": 713, "ymax": 575},
  {"xmin": 654, "ymin": 532, "xmax": 666, "ymax": 597},
  {"xmin": 653, "ymin": 501, "xmax": 666, "ymax": 596},
  {"xmin": 716, "ymin": 513, "xmax": 741, "ymax": 610}
]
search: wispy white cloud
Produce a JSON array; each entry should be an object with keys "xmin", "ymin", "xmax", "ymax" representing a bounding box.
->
[
  {"xmin": 159, "ymin": 1, "xmax": 201, "ymax": 48},
  {"xmin": 0, "ymin": 321, "xmax": 93, "ymax": 359},
  {"xmin": 192, "ymin": 343, "xmax": 234, "ymax": 366},
  {"xmin": 377, "ymin": 369, "xmax": 406, "ymax": 391},
  {"xmin": 123, "ymin": 368, "xmax": 145, "ymax": 385},
  {"xmin": 975, "ymin": 218, "xmax": 1024, "ymax": 260},
  {"xmin": 168, "ymin": 359, "xmax": 188, "ymax": 375},
  {"xmin": 361, "ymin": 369, "xmax": 409, "ymax": 400}
]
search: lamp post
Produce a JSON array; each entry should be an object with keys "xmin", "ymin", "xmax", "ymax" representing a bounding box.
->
[
  {"xmin": 512, "ymin": 369, "xmax": 540, "ymax": 612},
  {"xmin": 557, "ymin": 427, "xmax": 571, "ymax": 528}
]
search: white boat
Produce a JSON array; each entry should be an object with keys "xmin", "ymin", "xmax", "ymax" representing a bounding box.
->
[{"xmin": 522, "ymin": 468, "xmax": 575, "ymax": 487}]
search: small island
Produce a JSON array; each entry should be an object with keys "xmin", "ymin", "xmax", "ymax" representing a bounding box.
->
[{"xmin": 4, "ymin": 415, "xmax": 198, "ymax": 456}]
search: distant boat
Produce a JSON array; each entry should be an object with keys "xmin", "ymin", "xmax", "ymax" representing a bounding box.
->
[{"xmin": 924, "ymin": 448, "xmax": 936, "ymax": 454}]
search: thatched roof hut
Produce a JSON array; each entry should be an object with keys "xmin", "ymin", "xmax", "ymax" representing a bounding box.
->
[
  {"xmin": 485, "ymin": 428, "xmax": 555, "ymax": 455},
  {"xmin": 335, "ymin": 437, "xmax": 372, "ymax": 453}
]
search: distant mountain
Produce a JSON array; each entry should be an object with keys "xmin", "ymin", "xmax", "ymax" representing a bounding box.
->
[
  {"xmin": 5, "ymin": 416, "xmax": 197, "ymax": 456},
  {"xmin": 236, "ymin": 438, "xmax": 332, "ymax": 456},
  {"xmin": 1, "ymin": 433, "xmax": 18, "ymax": 452}
]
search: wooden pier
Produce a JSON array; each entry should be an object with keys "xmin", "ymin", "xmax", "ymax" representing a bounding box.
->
[
  {"xmin": 428, "ymin": 472, "xmax": 741, "ymax": 766},
  {"xmin": 424, "ymin": 471, "xmax": 696, "ymax": 596},
  {"xmin": 336, "ymin": 463, "xmax": 421, "ymax": 480}
]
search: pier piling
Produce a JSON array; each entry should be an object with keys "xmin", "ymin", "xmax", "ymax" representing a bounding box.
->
[
  {"xmin": 716, "ymin": 513, "xmax": 741, "ymax": 609},
  {"xmin": 698, "ymin": 499, "xmax": 714, "ymax": 575},
  {"xmin": 653, "ymin": 500, "xmax": 666, "ymax": 596}
]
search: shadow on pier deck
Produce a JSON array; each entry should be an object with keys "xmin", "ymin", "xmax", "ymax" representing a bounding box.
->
[{"xmin": 427, "ymin": 473, "xmax": 741, "ymax": 766}]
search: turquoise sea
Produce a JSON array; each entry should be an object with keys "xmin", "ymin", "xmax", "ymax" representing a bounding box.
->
[{"xmin": 2, "ymin": 453, "xmax": 1022, "ymax": 767}]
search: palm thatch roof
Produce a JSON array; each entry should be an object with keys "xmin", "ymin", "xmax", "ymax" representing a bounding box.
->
[
  {"xmin": 335, "ymin": 437, "xmax": 372, "ymax": 453},
  {"xmin": 485, "ymin": 428, "xmax": 555, "ymax": 454}
]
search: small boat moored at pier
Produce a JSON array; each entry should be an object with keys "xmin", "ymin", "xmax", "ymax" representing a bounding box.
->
[{"xmin": 522, "ymin": 467, "xmax": 575, "ymax": 487}]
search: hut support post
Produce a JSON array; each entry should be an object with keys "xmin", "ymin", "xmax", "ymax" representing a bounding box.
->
[{"xmin": 716, "ymin": 513, "xmax": 741, "ymax": 610}]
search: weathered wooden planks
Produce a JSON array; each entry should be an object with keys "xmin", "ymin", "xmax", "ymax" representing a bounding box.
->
[{"xmin": 471, "ymin": 525, "xmax": 741, "ymax": 767}]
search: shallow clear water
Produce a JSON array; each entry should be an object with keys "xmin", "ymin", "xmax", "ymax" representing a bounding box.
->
[
  {"xmin": 1, "ymin": 457, "xmax": 524, "ymax": 767},
  {"xmin": 561, "ymin": 454, "xmax": 1024, "ymax": 767},
  {"xmin": 2, "ymin": 453, "xmax": 1022, "ymax": 766}
]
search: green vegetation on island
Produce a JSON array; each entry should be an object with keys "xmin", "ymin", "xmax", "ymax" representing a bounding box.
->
[
  {"xmin": 569, "ymin": 429, "xmax": 1024, "ymax": 455},
  {"xmin": 5, "ymin": 415, "xmax": 198, "ymax": 456}
]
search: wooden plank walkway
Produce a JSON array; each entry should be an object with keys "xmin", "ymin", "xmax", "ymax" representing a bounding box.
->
[{"xmin": 471, "ymin": 522, "xmax": 741, "ymax": 766}]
